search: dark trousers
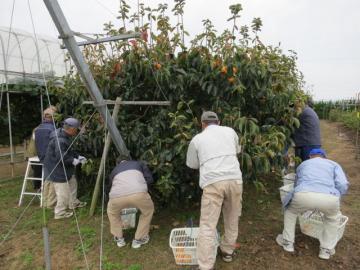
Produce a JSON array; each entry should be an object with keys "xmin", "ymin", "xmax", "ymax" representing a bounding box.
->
[
  {"xmin": 31, "ymin": 164, "xmax": 42, "ymax": 189},
  {"xmin": 295, "ymin": 145, "xmax": 321, "ymax": 162}
]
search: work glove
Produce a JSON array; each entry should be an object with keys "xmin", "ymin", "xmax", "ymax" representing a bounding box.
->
[
  {"xmin": 78, "ymin": 155, "xmax": 87, "ymax": 165},
  {"xmin": 72, "ymin": 158, "xmax": 80, "ymax": 166}
]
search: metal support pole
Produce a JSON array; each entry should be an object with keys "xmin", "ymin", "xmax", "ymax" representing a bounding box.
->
[
  {"xmin": 40, "ymin": 89, "xmax": 44, "ymax": 121},
  {"xmin": 1, "ymin": 30, "xmax": 14, "ymax": 177},
  {"xmin": 83, "ymin": 100, "xmax": 171, "ymax": 106},
  {"xmin": 43, "ymin": 0, "xmax": 129, "ymax": 158},
  {"xmin": 356, "ymin": 92, "xmax": 360, "ymax": 159},
  {"xmin": 42, "ymin": 227, "xmax": 52, "ymax": 270},
  {"xmin": 89, "ymin": 97, "xmax": 121, "ymax": 216},
  {"xmin": 6, "ymin": 91, "xmax": 14, "ymax": 177}
]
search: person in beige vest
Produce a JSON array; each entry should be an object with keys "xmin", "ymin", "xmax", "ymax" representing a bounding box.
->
[
  {"xmin": 186, "ymin": 111, "xmax": 243, "ymax": 270},
  {"xmin": 107, "ymin": 158, "xmax": 154, "ymax": 249}
]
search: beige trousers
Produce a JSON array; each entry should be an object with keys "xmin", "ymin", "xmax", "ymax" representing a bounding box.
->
[
  {"xmin": 53, "ymin": 175, "xmax": 81, "ymax": 217},
  {"xmin": 197, "ymin": 180, "xmax": 243, "ymax": 270},
  {"xmin": 43, "ymin": 180, "xmax": 56, "ymax": 208},
  {"xmin": 107, "ymin": 192, "xmax": 154, "ymax": 240},
  {"xmin": 283, "ymin": 192, "xmax": 341, "ymax": 250}
]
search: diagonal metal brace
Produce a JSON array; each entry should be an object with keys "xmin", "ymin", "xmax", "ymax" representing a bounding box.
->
[
  {"xmin": 60, "ymin": 32, "xmax": 141, "ymax": 48},
  {"xmin": 76, "ymin": 33, "xmax": 141, "ymax": 47},
  {"xmin": 44, "ymin": 0, "xmax": 130, "ymax": 158}
]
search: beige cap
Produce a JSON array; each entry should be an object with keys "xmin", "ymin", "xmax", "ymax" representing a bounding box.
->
[
  {"xmin": 201, "ymin": 111, "xmax": 219, "ymax": 122},
  {"xmin": 43, "ymin": 108, "xmax": 55, "ymax": 117}
]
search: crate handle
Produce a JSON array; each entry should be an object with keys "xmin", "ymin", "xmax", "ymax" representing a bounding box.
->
[
  {"xmin": 187, "ymin": 217, "xmax": 194, "ymax": 238},
  {"xmin": 304, "ymin": 209, "xmax": 324, "ymax": 221}
]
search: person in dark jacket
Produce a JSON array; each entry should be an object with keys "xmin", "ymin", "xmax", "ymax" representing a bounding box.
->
[
  {"xmin": 293, "ymin": 99, "xmax": 321, "ymax": 161},
  {"xmin": 34, "ymin": 106, "xmax": 57, "ymax": 205},
  {"xmin": 107, "ymin": 158, "xmax": 154, "ymax": 249},
  {"xmin": 27, "ymin": 106, "xmax": 56, "ymax": 190},
  {"xmin": 44, "ymin": 117, "xmax": 87, "ymax": 219},
  {"xmin": 35, "ymin": 107, "xmax": 57, "ymax": 162}
]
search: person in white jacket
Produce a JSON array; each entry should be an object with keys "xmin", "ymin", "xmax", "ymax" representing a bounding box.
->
[{"xmin": 186, "ymin": 111, "xmax": 242, "ymax": 270}]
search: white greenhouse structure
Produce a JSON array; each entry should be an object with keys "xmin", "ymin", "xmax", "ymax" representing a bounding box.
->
[{"xmin": 0, "ymin": 27, "xmax": 69, "ymax": 176}]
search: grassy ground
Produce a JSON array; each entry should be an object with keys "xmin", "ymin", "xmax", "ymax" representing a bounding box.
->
[
  {"xmin": 0, "ymin": 145, "xmax": 27, "ymax": 180},
  {"xmin": 0, "ymin": 175, "xmax": 285, "ymax": 270},
  {"xmin": 0, "ymin": 120, "xmax": 359, "ymax": 269}
]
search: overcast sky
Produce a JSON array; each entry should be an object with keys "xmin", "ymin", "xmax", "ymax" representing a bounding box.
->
[{"xmin": 1, "ymin": 0, "xmax": 359, "ymax": 101}]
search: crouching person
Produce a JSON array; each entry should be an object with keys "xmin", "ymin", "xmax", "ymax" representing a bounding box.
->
[
  {"xmin": 43, "ymin": 117, "xmax": 87, "ymax": 219},
  {"xmin": 107, "ymin": 158, "xmax": 154, "ymax": 249},
  {"xmin": 276, "ymin": 148, "xmax": 349, "ymax": 260}
]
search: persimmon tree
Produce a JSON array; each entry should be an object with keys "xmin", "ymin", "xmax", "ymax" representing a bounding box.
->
[{"xmin": 50, "ymin": 2, "xmax": 305, "ymax": 205}]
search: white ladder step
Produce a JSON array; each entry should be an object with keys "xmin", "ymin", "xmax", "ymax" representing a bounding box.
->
[
  {"xmin": 19, "ymin": 157, "xmax": 44, "ymax": 207},
  {"xmin": 25, "ymin": 177, "xmax": 43, "ymax": 181},
  {"xmin": 23, "ymin": 192, "xmax": 42, "ymax": 196}
]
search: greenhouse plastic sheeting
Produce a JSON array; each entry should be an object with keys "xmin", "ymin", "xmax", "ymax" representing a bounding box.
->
[{"xmin": 0, "ymin": 27, "xmax": 69, "ymax": 86}]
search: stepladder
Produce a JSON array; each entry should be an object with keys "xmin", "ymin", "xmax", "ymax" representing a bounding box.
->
[{"xmin": 19, "ymin": 156, "xmax": 44, "ymax": 207}]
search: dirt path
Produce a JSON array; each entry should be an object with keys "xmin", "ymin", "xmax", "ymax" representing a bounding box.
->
[
  {"xmin": 318, "ymin": 120, "xmax": 360, "ymax": 269},
  {"xmin": 204, "ymin": 120, "xmax": 360, "ymax": 270},
  {"xmin": 0, "ymin": 120, "xmax": 359, "ymax": 270},
  {"xmin": 216, "ymin": 120, "xmax": 360, "ymax": 270}
]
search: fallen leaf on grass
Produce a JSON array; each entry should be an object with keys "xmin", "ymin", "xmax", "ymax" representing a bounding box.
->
[
  {"xmin": 281, "ymin": 253, "xmax": 290, "ymax": 261},
  {"xmin": 234, "ymin": 242, "xmax": 241, "ymax": 249},
  {"xmin": 172, "ymin": 221, "xmax": 180, "ymax": 227},
  {"xmin": 150, "ymin": 225, "xmax": 160, "ymax": 230},
  {"xmin": 297, "ymin": 241, "xmax": 305, "ymax": 248}
]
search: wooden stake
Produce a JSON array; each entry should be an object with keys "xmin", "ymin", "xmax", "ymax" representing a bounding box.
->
[{"xmin": 89, "ymin": 97, "xmax": 121, "ymax": 216}]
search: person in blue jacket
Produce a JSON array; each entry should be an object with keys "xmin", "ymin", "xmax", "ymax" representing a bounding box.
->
[
  {"xmin": 35, "ymin": 106, "xmax": 57, "ymax": 163},
  {"xmin": 34, "ymin": 106, "xmax": 57, "ymax": 206},
  {"xmin": 276, "ymin": 148, "xmax": 349, "ymax": 260}
]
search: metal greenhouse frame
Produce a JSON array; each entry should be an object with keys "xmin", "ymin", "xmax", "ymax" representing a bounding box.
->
[{"xmin": 0, "ymin": 26, "xmax": 69, "ymax": 176}]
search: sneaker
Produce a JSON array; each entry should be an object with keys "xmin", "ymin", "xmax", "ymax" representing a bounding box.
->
[
  {"xmin": 131, "ymin": 235, "xmax": 150, "ymax": 249},
  {"xmin": 72, "ymin": 201, "xmax": 87, "ymax": 209},
  {"xmin": 276, "ymin": 234, "xmax": 294, "ymax": 252},
  {"xmin": 319, "ymin": 248, "xmax": 335, "ymax": 260},
  {"xmin": 222, "ymin": 252, "xmax": 235, "ymax": 263},
  {"xmin": 218, "ymin": 247, "xmax": 236, "ymax": 263},
  {"xmin": 114, "ymin": 236, "xmax": 126, "ymax": 248},
  {"xmin": 54, "ymin": 211, "xmax": 73, "ymax": 219}
]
